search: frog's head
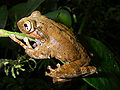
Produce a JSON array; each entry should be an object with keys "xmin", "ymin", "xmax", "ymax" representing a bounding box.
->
[{"xmin": 17, "ymin": 11, "xmax": 44, "ymax": 39}]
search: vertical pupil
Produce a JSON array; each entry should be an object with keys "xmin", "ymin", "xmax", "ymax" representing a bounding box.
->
[{"xmin": 24, "ymin": 24, "xmax": 28, "ymax": 27}]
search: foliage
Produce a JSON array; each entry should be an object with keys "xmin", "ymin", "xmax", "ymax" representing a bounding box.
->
[{"xmin": 0, "ymin": 0, "xmax": 120, "ymax": 90}]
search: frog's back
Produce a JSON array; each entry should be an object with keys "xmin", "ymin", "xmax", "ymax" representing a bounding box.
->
[
  {"xmin": 46, "ymin": 22, "xmax": 89, "ymax": 62},
  {"xmin": 38, "ymin": 15, "xmax": 90, "ymax": 62}
]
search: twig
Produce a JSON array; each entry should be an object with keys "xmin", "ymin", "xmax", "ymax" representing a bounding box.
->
[{"xmin": 0, "ymin": 29, "xmax": 35, "ymax": 42}]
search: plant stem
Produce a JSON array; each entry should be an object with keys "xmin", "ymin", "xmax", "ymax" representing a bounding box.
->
[{"xmin": 0, "ymin": 29, "xmax": 35, "ymax": 41}]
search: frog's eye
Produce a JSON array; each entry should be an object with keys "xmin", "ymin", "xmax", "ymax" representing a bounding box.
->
[{"xmin": 24, "ymin": 20, "xmax": 34, "ymax": 33}]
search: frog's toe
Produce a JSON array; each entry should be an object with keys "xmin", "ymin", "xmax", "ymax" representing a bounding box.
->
[
  {"xmin": 47, "ymin": 66, "xmax": 55, "ymax": 72},
  {"xmin": 45, "ymin": 66, "xmax": 57, "ymax": 78},
  {"xmin": 23, "ymin": 37, "xmax": 33, "ymax": 48},
  {"xmin": 23, "ymin": 37, "xmax": 28, "ymax": 42},
  {"xmin": 9, "ymin": 34, "xmax": 16, "ymax": 40},
  {"xmin": 56, "ymin": 63, "xmax": 60, "ymax": 67},
  {"xmin": 45, "ymin": 71, "xmax": 50, "ymax": 76},
  {"xmin": 56, "ymin": 63, "xmax": 61, "ymax": 68}
]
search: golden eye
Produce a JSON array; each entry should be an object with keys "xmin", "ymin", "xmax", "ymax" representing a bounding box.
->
[{"xmin": 24, "ymin": 20, "xmax": 34, "ymax": 33}]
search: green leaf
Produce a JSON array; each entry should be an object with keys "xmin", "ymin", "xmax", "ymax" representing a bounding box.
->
[
  {"xmin": 28, "ymin": 58, "xmax": 37, "ymax": 71},
  {"xmin": 79, "ymin": 35, "xmax": 120, "ymax": 90},
  {"xmin": 0, "ymin": 5, "xmax": 8, "ymax": 29},
  {"xmin": 19, "ymin": 67, "xmax": 25, "ymax": 71},
  {"xmin": 16, "ymin": 70, "xmax": 20, "ymax": 75},
  {"xmin": 9, "ymin": 3, "xmax": 26, "ymax": 21},
  {"xmin": 4, "ymin": 66, "xmax": 9, "ymax": 76},
  {"xmin": 41, "ymin": 0, "xmax": 57, "ymax": 11},
  {"xmin": 78, "ymin": 16, "xmax": 86, "ymax": 34},
  {"xmin": 45, "ymin": 10, "xmax": 72, "ymax": 27},
  {"xmin": 24, "ymin": 0, "xmax": 45, "ymax": 16},
  {"xmin": 9, "ymin": 0, "xmax": 45, "ymax": 21},
  {"xmin": 11, "ymin": 67, "xmax": 16, "ymax": 78}
]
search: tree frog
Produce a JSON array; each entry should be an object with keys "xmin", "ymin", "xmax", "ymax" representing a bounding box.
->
[{"xmin": 9, "ymin": 11, "xmax": 97, "ymax": 83}]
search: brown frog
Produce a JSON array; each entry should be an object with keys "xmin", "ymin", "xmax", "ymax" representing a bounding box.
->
[{"xmin": 9, "ymin": 11, "xmax": 97, "ymax": 83}]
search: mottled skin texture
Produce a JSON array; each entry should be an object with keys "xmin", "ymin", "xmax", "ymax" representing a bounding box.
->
[{"xmin": 10, "ymin": 11, "xmax": 97, "ymax": 83}]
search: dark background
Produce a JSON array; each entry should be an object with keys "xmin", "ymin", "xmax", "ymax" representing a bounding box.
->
[{"xmin": 0, "ymin": 0, "xmax": 120, "ymax": 90}]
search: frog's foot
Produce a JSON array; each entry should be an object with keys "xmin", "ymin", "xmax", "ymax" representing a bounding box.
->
[
  {"xmin": 45, "ymin": 63, "xmax": 58, "ymax": 78},
  {"xmin": 45, "ymin": 63, "xmax": 61, "ymax": 75},
  {"xmin": 9, "ymin": 34, "xmax": 34, "ymax": 49},
  {"xmin": 45, "ymin": 63, "xmax": 72, "ymax": 83},
  {"xmin": 45, "ymin": 61, "xmax": 97, "ymax": 83},
  {"xmin": 9, "ymin": 34, "xmax": 50, "ymax": 59}
]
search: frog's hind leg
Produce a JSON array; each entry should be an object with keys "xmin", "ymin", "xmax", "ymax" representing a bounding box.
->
[{"xmin": 45, "ymin": 60, "xmax": 97, "ymax": 83}]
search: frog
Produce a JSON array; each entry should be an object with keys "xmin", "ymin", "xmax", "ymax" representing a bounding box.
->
[{"xmin": 9, "ymin": 11, "xmax": 97, "ymax": 83}]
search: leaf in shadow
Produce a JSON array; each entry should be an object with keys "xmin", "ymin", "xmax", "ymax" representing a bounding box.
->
[
  {"xmin": 45, "ymin": 10, "xmax": 72, "ymax": 27},
  {"xmin": 9, "ymin": 0, "xmax": 45, "ymax": 21},
  {"xmin": 41, "ymin": 0, "xmax": 57, "ymax": 12},
  {"xmin": 9, "ymin": 3, "xmax": 26, "ymax": 21},
  {"xmin": 0, "ymin": 5, "xmax": 8, "ymax": 29},
  {"xmin": 78, "ymin": 35, "xmax": 120, "ymax": 90},
  {"xmin": 24, "ymin": 0, "xmax": 45, "ymax": 16}
]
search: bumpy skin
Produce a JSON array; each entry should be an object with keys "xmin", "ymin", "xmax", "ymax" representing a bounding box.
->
[{"xmin": 10, "ymin": 11, "xmax": 97, "ymax": 83}]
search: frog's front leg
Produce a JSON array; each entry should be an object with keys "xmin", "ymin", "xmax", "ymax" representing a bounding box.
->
[
  {"xmin": 45, "ymin": 60, "xmax": 97, "ymax": 83},
  {"xmin": 9, "ymin": 34, "xmax": 50, "ymax": 59}
]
